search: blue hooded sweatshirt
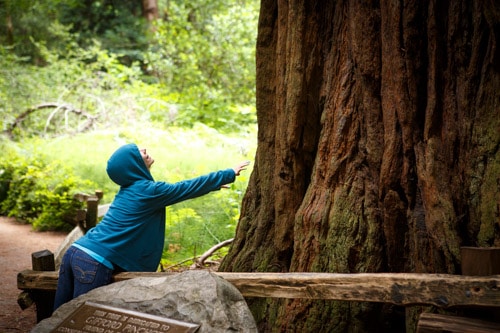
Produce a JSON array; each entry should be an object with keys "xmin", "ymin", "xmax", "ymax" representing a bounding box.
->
[{"xmin": 75, "ymin": 143, "xmax": 235, "ymax": 272}]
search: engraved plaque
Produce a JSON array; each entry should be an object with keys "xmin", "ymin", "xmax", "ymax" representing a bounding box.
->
[{"xmin": 52, "ymin": 301, "xmax": 199, "ymax": 333}]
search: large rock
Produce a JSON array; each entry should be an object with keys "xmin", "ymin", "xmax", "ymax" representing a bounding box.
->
[{"xmin": 32, "ymin": 270, "xmax": 257, "ymax": 333}]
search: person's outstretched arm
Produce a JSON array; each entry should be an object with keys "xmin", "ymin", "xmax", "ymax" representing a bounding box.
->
[{"xmin": 155, "ymin": 161, "xmax": 251, "ymax": 206}]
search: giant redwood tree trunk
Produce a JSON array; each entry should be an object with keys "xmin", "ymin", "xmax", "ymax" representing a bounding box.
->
[{"xmin": 220, "ymin": 0, "xmax": 500, "ymax": 332}]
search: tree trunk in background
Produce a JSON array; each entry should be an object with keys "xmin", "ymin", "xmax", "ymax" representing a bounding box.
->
[
  {"xmin": 1, "ymin": 0, "xmax": 14, "ymax": 45},
  {"xmin": 142, "ymin": 0, "xmax": 158, "ymax": 21},
  {"xmin": 220, "ymin": 0, "xmax": 500, "ymax": 332}
]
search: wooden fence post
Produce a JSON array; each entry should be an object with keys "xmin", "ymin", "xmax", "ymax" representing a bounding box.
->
[
  {"xmin": 94, "ymin": 189, "xmax": 103, "ymax": 201},
  {"xmin": 31, "ymin": 249, "xmax": 55, "ymax": 322},
  {"xmin": 83, "ymin": 189, "xmax": 103, "ymax": 231},
  {"xmin": 461, "ymin": 247, "xmax": 500, "ymax": 275},
  {"xmin": 460, "ymin": 246, "xmax": 500, "ymax": 323},
  {"xmin": 84, "ymin": 197, "xmax": 99, "ymax": 231}
]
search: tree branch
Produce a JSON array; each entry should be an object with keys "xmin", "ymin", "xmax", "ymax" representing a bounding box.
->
[
  {"xmin": 4, "ymin": 103, "xmax": 97, "ymax": 138},
  {"xmin": 190, "ymin": 238, "xmax": 234, "ymax": 269}
]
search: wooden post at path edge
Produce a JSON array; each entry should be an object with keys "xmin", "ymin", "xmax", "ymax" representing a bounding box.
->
[
  {"xmin": 31, "ymin": 249, "xmax": 56, "ymax": 322},
  {"xmin": 84, "ymin": 190, "xmax": 103, "ymax": 232}
]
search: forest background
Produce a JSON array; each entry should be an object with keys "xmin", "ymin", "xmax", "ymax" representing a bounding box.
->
[{"xmin": 0, "ymin": 0, "xmax": 258, "ymax": 268}]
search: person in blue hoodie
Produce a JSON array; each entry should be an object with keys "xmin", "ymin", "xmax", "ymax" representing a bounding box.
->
[{"xmin": 53, "ymin": 143, "xmax": 249, "ymax": 310}]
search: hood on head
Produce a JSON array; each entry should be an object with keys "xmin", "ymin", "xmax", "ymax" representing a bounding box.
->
[{"xmin": 106, "ymin": 143, "xmax": 153, "ymax": 186}]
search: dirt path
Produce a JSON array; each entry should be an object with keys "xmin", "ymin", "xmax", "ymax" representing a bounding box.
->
[{"xmin": 0, "ymin": 217, "xmax": 67, "ymax": 333}]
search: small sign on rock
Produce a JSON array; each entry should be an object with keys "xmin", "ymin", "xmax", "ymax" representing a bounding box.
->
[{"xmin": 52, "ymin": 301, "xmax": 199, "ymax": 333}]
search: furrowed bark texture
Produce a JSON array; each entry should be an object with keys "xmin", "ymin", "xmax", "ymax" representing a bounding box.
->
[{"xmin": 220, "ymin": 0, "xmax": 500, "ymax": 331}]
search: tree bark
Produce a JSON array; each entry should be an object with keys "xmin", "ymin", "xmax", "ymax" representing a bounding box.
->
[{"xmin": 220, "ymin": 0, "xmax": 500, "ymax": 331}]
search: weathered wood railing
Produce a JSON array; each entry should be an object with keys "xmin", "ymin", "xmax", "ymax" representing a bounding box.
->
[{"xmin": 17, "ymin": 270, "xmax": 500, "ymax": 308}]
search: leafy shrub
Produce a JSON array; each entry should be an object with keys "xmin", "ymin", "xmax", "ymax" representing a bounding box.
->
[
  {"xmin": 0, "ymin": 166, "xmax": 15, "ymax": 205},
  {"xmin": 0, "ymin": 150, "xmax": 97, "ymax": 231},
  {"xmin": 0, "ymin": 159, "xmax": 41, "ymax": 221},
  {"xmin": 31, "ymin": 164, "xmax": 96, "ymax": 231}
]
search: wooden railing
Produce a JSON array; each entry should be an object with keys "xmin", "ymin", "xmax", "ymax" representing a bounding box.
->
[
  {"xmin": 17, "ymin": 270, "xmax": 500, "ymax": 308},
  {"xmin": 69, "ymin": 190, "xmax": 109, "ymax": 231}
]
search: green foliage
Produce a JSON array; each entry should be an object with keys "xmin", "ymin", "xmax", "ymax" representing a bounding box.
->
[
  {"xmin": 1, "ymin": 0, "xmax": 258, "ymax": 135},
  {"xmin": 0, "ymin": 41, "xmax": 150, "ymax": 140},
  {"xmin": 0, "ymin": 142, "xmax": 19, "ymax": 203},
  {"xmin": 57, "ymin": 0, "xmax": 149, "ymax": 64},
  {"xmin": 0, "ymin": 144, "xmax": 97, "ymax": 231},
  {"xmin": 0, "ymin": 0, "xmax": 148, "ymax": 64},
  {"xmin": 145, "ymin": 0, "xmax": 258, "ymax": 131},
  {"xmin": 0, "ymin": 0, "xmax": 61, "ymax": 63}
]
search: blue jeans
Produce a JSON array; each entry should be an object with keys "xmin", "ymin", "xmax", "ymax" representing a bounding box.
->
[{"xmin": 53, "ymin": 246, "xmax": 113, "ymax": 311}]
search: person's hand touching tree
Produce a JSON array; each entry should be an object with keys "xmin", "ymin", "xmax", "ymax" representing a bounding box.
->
[
  {"xmin": 233, "ymin": 161, "xmax": 250, "ymax": 176},
  {"xmin": 221, "ymin": 161, "xmax": 250, "ymax": 188}
]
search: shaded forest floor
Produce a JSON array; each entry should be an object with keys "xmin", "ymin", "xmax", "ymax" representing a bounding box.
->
[{"xmin": 0, "ymin": 217, "xmax": 67, "ymax": 333}]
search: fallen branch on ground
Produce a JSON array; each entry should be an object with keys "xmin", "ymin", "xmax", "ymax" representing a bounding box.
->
[
  {"xmin": 190, "ymin": 238, "xmax": 234, "ymax": 269},
  {"xmin": 4, "ymin": 103, "xmax": 97, "ymax": 138}
]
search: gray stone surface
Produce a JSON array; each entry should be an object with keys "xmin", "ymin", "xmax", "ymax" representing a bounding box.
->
[
  {"xmin": 54, "ymin": 226, "xmax": 84, "ymax": 268},
  {"xmin": 32, "ymin": 270, "xmax": 257, "ymax": 333}
]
